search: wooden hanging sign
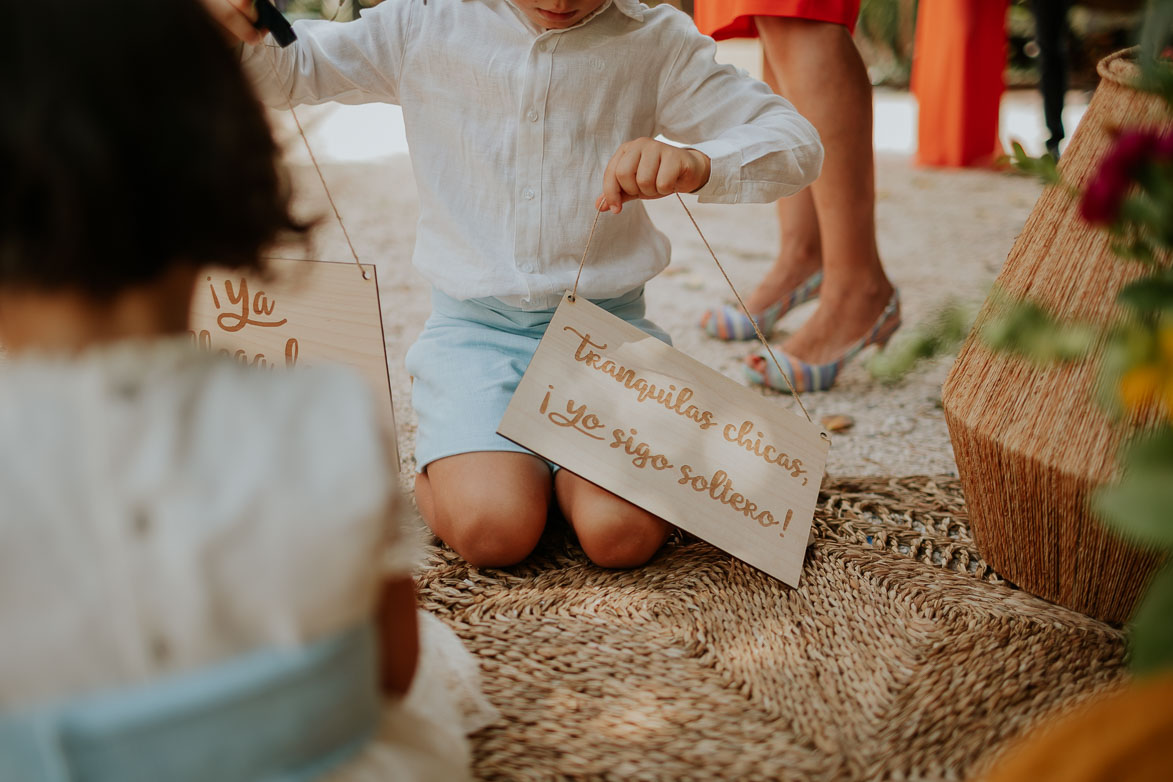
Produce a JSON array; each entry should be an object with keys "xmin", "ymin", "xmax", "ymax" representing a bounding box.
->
[
  {"xmin": 189, "ymin": 257, "xmax": 399, "ymax": 463},
  {"xmin": 499, "ymin": 292, "xmax": 830, "ymax": 587},
  {"xmin": 0, "ymin": 260, "xmax": 398, "ymax": 464}
]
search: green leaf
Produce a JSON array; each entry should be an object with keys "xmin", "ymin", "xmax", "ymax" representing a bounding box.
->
[
  {"xmin": 868, "ymin": 298, "xmax": 974, "ymax": 383},
  {"xmin": 1036, "ymin": 151, "xmax": 1061, "ymax": 185},
  {"xmin": 1093, "ymin": 428, "xmax": 1173, "ymax": 546},
  {"xmin": 1120, "ymin": 194, "xmax": 1166, "ymax": 231},
  {"xmin": 981, "ymin": 296, "xmax": 1097, "ymax": 363},
  {"xmin": 1130, "ymin": 564, "xmax": 1173, "ymax": 676},
  {"xmin": 1110, "ymin": 238, "xmax": 1157, "ymax": 265},
  {"xmin": 1009, "ymin": 140, "xmax": 1030, "ymax": 168},
  {"xmin": 1139, "ymin": 0, "xmax": 1173, "ymax": 107},
  {"xmin": 1006, "ymin": 140, "xmax": 1063, "ymax": 185},
  {"xmin": 1095, "ymin": 476, "xmax": 1173, "ymax": 547},
  {"xmin": 1121, "ymin": 427, "xmax": 1173, "ymax": 473},
  {"xmin": 1118, "ymin": 274, "xmax": 1173, "ymax": 315}
]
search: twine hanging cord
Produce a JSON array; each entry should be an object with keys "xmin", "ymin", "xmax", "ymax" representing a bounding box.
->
[
  {"xmin": 571, "ymin": 194, "xmax": 817, "ymax": 426},
  {"xmin": 262, "ymin": 49, "xmax": 370, "ymax": 281}
]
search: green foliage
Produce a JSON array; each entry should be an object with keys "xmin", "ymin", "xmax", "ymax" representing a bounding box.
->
[
  {"xmin": 1094, "ymin": 427, "xmax": 1173, "ymax": 546},
  {"xmin": 868, "ymin": 299, "xmax": 972, "ymax": 383},
  {"xmin": 856, "ymin": 0, "xmax": 917, "ymax": 85},
  {"xmin": 980, "ymin": 293, "xmax": 1098, "ymax": 363},
  {"xmin": 1119, "ymin": 271, "xmax": 1173, "ymax": 314},
  {"xmin": 1128, "ymin": 563, "xmax": 1173, "ymax": 675},
  {"xmin": 1009, "ymin": 141, "xmax": 1062, "ymax": 184},
  {"xmin": 1139, "ymin": 0, "xmax": 1173, "ymax": 110},
  {"xmin": 858, "ymin": 0, "xmax": 910, "ymax": 55}
]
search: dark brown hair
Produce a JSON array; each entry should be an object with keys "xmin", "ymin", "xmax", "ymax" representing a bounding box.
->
[{"xmin": 0, "ymin": 0, "xmax": 311, "ymax": 296}]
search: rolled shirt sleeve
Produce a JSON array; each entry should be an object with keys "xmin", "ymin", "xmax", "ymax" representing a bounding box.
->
[
  {"xmin": 654, "ymin": 14, "xmax": 824, "ymax": 204},
  {"xmin": 239, "ymin": 0, "xmax": 416, "ymax": 108}
]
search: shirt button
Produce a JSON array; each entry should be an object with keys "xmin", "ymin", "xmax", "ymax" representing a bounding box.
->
[
  {"xmin": 113, "ymin": 380, "xmax": 140, "ymax": 400},
  {"xmin": 132, "ymin": 510, "xmax": 152, "ymax": 537},
  {"xmin": 527, "ymin": 110, "xmax": 539, "ymax": 123},
  {"xmin": 523, "ymin": 187, "xmax": 536, "ymax": 200},
  {"xmin": 520, "ymin": 263, "xmax": 536, "ymax": 273},
  {"xmin": 536, "ymin": 41, "xmax": 547, "ymax": 52},
  {"xmin": 150, "ymin": 635, "xmax": 171, "ymax": 664}
]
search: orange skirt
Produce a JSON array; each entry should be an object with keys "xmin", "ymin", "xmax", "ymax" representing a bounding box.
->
[
  {"xmin": 693, "ymin": 0, "xmax": 861, "ymax": 39},
  {"xmin": 911, "ymin": 0, "xmax": 1008, "ymax": 167}
]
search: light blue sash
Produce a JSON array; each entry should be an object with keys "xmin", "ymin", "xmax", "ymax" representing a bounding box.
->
[{"xmin": 0, "ymin": 624, "xmax": 380, "ymax": 782}]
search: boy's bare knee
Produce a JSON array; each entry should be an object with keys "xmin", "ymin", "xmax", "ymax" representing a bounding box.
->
[
  {"xmin": 419, "ymin": 452, "xmax": 552, "ymax": 568},
  {"xmin": 578, "ymin": 511, "xmax": 670, "ymax": 570},
  {"xmin": 439, "ymin": 503, "xmax": 546, "ymax": 568}
]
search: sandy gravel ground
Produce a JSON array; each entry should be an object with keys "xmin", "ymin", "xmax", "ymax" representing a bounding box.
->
[{"xmin": 268, "ymin": 41, "xmax": 1067, "ymax": 484}]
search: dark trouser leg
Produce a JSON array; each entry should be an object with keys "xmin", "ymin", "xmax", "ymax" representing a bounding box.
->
[{"xmin": 1031, "ymin": 0, "xmax": 1071, "ymax": 157}]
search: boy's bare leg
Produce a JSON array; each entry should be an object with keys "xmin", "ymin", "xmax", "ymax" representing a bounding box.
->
[
  {"xmin": 554, "ymin": 470, "xmax": 672, "ymax": 568},
  {"xmin": 739, "ymin": 56, "xmax": 824, "ymax": 317},
  {"xmin": 416, "ymin": 452, "xmax": 552, "ymax": 568},
  {"xmin": 754, "ymin": 17, "xmax": 895, "ymax": 365}
]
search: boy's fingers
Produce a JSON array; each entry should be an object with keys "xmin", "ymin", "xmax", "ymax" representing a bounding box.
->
[
  {"xmin": 656, "ymin": 155, "xmax": 682, "ymax": 195},
  {"xmin": 614, "ymin": 149, "xmax": 643, "ymax": 202},
  {"xmin": 600, "ymin": 151, "xmax": 624, "ymax": 210},
  {"xmin": 634, "ymin": 146, "xmax": 663, "ymax": 199}
]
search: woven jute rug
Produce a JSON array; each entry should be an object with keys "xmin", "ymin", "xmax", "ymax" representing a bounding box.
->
[{"xmin": 416, "ymin": 476, "xmax": 1127, "ymax": 781}]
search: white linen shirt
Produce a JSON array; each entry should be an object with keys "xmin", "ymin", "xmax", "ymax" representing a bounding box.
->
[{"xmin": 241, "ymin": 0, "xmax": 823, "ymax": 309}]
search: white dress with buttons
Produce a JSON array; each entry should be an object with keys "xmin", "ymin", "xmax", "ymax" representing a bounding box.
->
[{"xmin": 0, "ymin": 339, "xmax": 495, "ymax": 781}]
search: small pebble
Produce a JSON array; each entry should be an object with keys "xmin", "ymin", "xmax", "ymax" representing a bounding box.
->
[{"xmin": 821, "ymin": 414, "xmax": 855, "ymax": 433}]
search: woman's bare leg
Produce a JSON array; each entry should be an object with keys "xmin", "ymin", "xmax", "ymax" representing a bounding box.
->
[
  {"xmin": 752, "ymin": 17, "xmax": 894, "ymax": 367},
  {"xmin": 740, "ymin": 54, "xmax": 824, "ymax": 316}
]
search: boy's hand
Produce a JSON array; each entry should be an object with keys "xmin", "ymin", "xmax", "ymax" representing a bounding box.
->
[
  {"xmin": 201, "ymin": 0, "xmax": 264, "ymax": 45},
  {"xmin": 598, "ymin": 138, "xmax": 711, "ymax": 214}
]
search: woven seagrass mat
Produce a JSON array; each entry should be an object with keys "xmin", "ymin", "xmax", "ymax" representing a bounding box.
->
[{"xmin": 416, "ymin": 476, "xmax": 1128, "ymax": 781}]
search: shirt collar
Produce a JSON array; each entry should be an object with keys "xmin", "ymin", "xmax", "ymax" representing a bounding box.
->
[
  {"xmin": 610, "ymin": 0, "xmax": 645, "ymax": 21},
  {"xmin": 497, "ymin": 1, "xmax": 646, "ymax": 34}
]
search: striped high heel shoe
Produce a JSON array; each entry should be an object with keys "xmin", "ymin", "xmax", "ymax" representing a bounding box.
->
[
  {"xmin": 699, "ymin": 270, "xmax": 822, "ymax": 341},
  {"xmin": 744, "ymin": 290, "xmax": 902, "ymax": 393}
]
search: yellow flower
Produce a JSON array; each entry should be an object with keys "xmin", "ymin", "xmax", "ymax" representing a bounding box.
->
[
  {"xmin": 1119, "ymin": 365, "xmax": 1163, "ymax": 413},
  {"xmin": 1160, "ymin": 326, "xmax": 1173, "ymax": 365}
]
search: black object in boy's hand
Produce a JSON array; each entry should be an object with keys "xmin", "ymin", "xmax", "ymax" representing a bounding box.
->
[{"xmin": 253, "ymin": 0, "xmax": 297, "ymax": 47}]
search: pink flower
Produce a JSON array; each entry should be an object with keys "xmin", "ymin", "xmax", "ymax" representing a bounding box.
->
[
  {"xmin": 1155, "ymin": 132, "xmax": 1173, "ymax": 158},
  {"xmin": 1080, "ymin": 166, "xmax": 1130, "ymax": 224},
  {"xmin": 1080, "ymin": 130, "xmax": 1173, "ymax": 225}
]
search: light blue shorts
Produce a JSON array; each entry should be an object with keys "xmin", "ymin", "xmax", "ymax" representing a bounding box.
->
[{"xmin": 405, "ymin": 288, "xmax": 671, "ymax": 473}]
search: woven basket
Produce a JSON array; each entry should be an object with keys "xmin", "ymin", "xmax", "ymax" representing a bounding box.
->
[{"xmin": 942, "ymin": 49, "xmax": 1170, "ymax": 623}]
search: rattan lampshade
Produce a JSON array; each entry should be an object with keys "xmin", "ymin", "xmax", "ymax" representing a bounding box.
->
[{"xmin": 942, "ymin": 50, "xmax": 1170, "ymax": 623}]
